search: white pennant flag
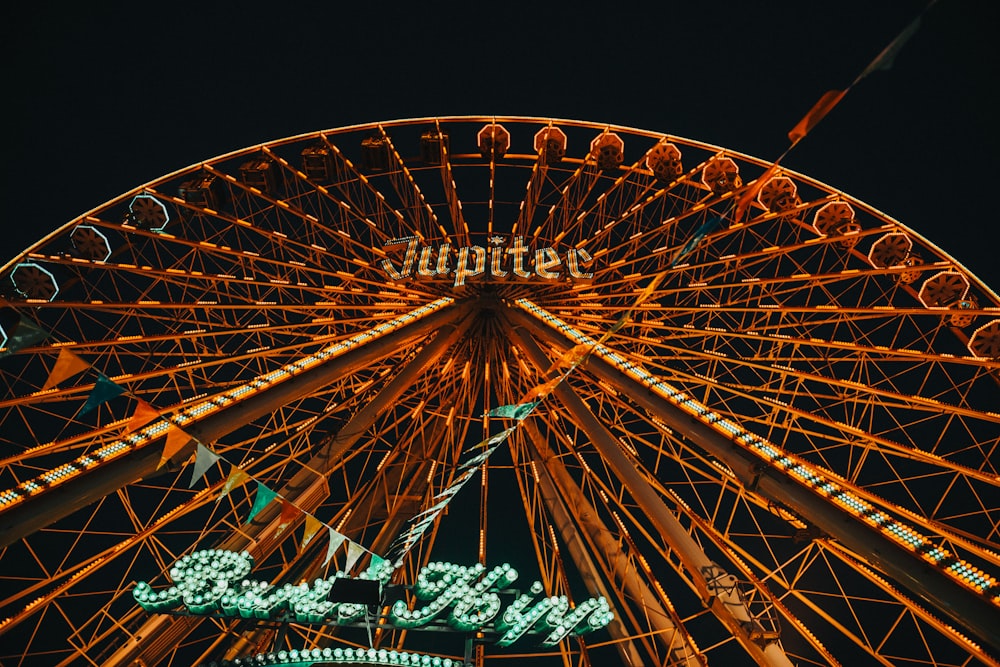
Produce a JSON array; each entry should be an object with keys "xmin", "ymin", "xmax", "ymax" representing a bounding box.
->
[
  {"xmin": 188, "ymin": 443, "xmax": 220, "ymax": 488},
  {"xmin": 344, "ymin": 541, "xmax": 365, "ymax": 573},
  {"xmin": 323, "ymin": 528, "xmax": 347, "ymax": 567}
]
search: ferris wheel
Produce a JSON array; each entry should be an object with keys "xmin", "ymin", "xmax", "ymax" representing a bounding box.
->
[{"xmin": 0, "ymin": 116, "xmax": 998, "ymax": 667}]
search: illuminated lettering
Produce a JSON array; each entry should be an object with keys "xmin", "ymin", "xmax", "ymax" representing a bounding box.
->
[
  {"xmin": 132, "ymin": 549, "xmax": 613, "ymax": 646},
  {"xmin": 380, "ymin": 236, "xmax": 594, "ymax": 288}
]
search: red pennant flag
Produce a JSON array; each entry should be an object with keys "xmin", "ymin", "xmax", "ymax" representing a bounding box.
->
[
  {"xmin": 157, "ymin": 426, "xmax": 192, "ymax": 469},
  {"xmin": 127, "ymin": 399, "xmax": 161, "ymax": 433},
  {"xmin": 42, "ymin": 348, "xmax": 90, "ymax": 391},
  {"xmin": 275, "ymin": 501, "xmax": 301, "ymax": 537},
  {"xmin": 788, "ymin": 89, "xmax": 847, "ymax": 145}
]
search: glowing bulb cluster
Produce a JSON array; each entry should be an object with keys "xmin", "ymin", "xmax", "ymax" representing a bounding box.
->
[{"xmin": 200, "ymin": 647, "xmax": 467, "ymax": 666}]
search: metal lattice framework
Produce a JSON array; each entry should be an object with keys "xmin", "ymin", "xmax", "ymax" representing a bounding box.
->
[{"xmin": 0, "ymin": 116, "xmax": 998, "ymax": 667}]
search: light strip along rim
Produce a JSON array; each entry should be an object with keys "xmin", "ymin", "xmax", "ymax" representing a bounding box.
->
[
  {"xmin": 0, "ymin": 298, "xmax": 455, "ymax": 513},
  {"xmin": 514, "ymin": 297, "xmax": 1000, "ymax": 606}
]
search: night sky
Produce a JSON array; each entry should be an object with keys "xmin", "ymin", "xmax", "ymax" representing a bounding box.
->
[{"xmin": 3, "ymin": 0, "xmax": 997, "ymax": 287}]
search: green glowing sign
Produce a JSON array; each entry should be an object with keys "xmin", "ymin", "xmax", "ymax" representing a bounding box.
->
[{"xmin": 132, "ymin": 549, "xmax": 612, "ymax": 648}]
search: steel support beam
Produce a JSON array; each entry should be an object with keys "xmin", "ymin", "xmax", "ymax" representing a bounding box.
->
[
  {"xmin": 99, "ymin": 308, "xmax": 477, "ymax": 667},
  {"xmin": 522, "ymin": 420, "xmax": 702, "ymax": 667},
  {"xmin": 506, "ymin": 319, "xmax": 794, "ymax": 667},
  {"xmin": 507, "ymin": 300, "xmax": 1000, "ymax": 654},
  {"xmin": 0, "ymin": 301, "xmax": 468, "ymax": 548}
]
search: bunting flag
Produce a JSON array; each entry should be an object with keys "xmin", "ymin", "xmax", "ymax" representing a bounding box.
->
[
  {"xmin": 217, "ymin": 469, "xmax": 249, "ymax": 503},
  {"xmin": 609, "ymin": 314, "xmax": 630, "ymax": 333},
  {"xmin": 324, "ymin": 528, "xmax": 347, "ymax": 567},
  {"xmin": 734, "ymin": 164, "xmax": 781, "ymax": 222},
  {"xmin": 859, "ymin": 16, "xmax": 922, "ymax": 80},
  {"xmin": 670, "ymin": 217, "xmax": 725, "ymax": 267},
  {"xmin": 42, "ymin": 348, "xmax": 90, "ymax": 390},
  {"xmin": 0, "ymin": 318, "xmax": 47, "ymax": 357},
  {"xmin": 788, "ymin": 89, "xmax": 847, "ymax": 145},
  {"xmin": 301, "ymin": 514, "xmax": 323, "ymax": 551},
  {"xmin": 556, "ymin": 343, "xmax": 591, "ymax": 369},
  {"xmin": 344, "ymin": 540, "xmax": 365, "ymax": 573},
  {"xmin": 525, "ymin": 377, "xmax": 561, "ymax": 400},
  {"xmin": 79, "ymin": 373, "xmax": 126, "ymax": 416},
  {"xmin": 128, "ymin": 399, "xmax": 161, "ymax": 434},
  {"xmin": 157, "ymin": 425, "xmax": 193, "ymax": 469},
  {"xmin": 367, "ymin": 554, "xmax": 387, "ymax": 579},
  {"xmin": 275, "ymin": 501, "xmax": 301, "ymax": 537},
  {"xmin": 245, "ymin": 482, "xmax": 277, "ymax": 524},
  {"xmin": 486, "ymin": 401, "xmax": 539, "ymax": 420},
  {"xmin": 188, "ymin": 442, "xmax": 220, "ymax": 488}
]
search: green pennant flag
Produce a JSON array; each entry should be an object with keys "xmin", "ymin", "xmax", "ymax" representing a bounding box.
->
[
  {"xmin": 245, "ymin": 482, "xmax": 277, "ymax": 524},
  {"xmin": 486, "ymin": 401, "xmax": 539, "ymax": 420},
  {"xmin": 367, "ymin": 554, "xmax": 387, "ymax": 579},
  {"xmin": 0, "ymin": 318, "xmax": 48, "ymax": 358},
  {"xmin": 79, "ymin": 373, "xmax": 126, "ymax": 415}
]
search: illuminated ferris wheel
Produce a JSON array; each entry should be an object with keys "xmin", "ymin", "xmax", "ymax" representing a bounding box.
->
[{"xmin": 0, "ymin": 116, "xmax": 998, "ymax": 667}]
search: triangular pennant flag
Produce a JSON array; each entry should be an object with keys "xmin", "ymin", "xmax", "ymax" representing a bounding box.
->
[
  {"xmin": 486, "ymin": 401, "xmax": 539, "ymax": 420},
  {"xmin": 324, "ymin": 528, "xmax": 347, "ymax": 567},
  {"xmin": 526, "ymin": 377, "xmax": 561, "ymax": 400},
  {"xmin": 245, "ymin": 482, "xmax": 277, "ymax": 524},
  {"xmin": 860, "ymin": 16, "xmax": 922, "ymax": 79},
  {"xmin": 217, "ymin": 469, "xmax": 249, "ymax": 503},
  {"xmin": 79, "ymin": 373, "xmax": 126, "ymax": 416},
  {"xmin": 301, "ymin": 514, "xmax": 323, "ymax": 551},
  {"xmin": 158, "ymin": 425, "xmax": 192, "ymax": 469},
  {"xmin": 367, "ymin": 554, "xmax": 387, "ymax": 579},
  {"xmin": 459, "ymin": 446, "xmax": 500, "ymax": 472},
  {"xmin": 734, "ymin": 164, "xmax": 781, "ymax": 222},
  {"xmin": 344, "ymin": 541, "xmax": 365, "ymax": 573},
  {"xmin": 433, "ymin": 483, "xmax": 466, "ymax": 501},
  {"xmin": 669, "ymin": 217, "xmax": 724, "ymax": 268},
  {"xmin": 275, "ymin": 501, "xmax": 301, "ymax": 537},
  {"xmin": 188, "ymin": 442, "xmax": 220, "ymax": 488},
  {"xmin": 788, "ymin": 89, "xmax": 847, "ymax": 145},
  {"xmin": 555, "ymin": 343, "xmax": 591, "ymax": 370},
  {"xmin": 42, "ymin": 348, "xmax": 90, "ymax": 390},
  {"xmin": 128, "ymin": 399, "xmax": 161, "ymax": 433},
  {"xmin": 0, "ymin": 318, "xmax": 48, "ymax": 357},
  {"xmin": 410, "ymin": 499, "xmax": 450, "ymax": 523}
]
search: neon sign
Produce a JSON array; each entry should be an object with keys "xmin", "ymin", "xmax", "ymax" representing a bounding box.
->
[
  {"xmin": 132, "ymin": 549, "xmax": 612, "ymax": 647},
  {"xmin": 380, "ymin": 236, "xmax": 594, "ymax": 288}
]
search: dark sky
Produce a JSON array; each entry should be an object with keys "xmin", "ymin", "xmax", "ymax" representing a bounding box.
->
[{"xmin": 4, "ymin": 0, "xmax": 998, "ymax": 289}]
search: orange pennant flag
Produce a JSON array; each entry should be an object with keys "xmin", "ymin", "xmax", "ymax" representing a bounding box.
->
[
  {"xmin": 525, "ymin": 377, "xmax": 561, "ymax": 400},
  {"xmin": 301, "ymin": 514, "xmax": 323, "ymax": 550},
  {"xmin": 157, "ymin": 425, "xmax": 192, "ymax": 469},
  {"xmin": 734, "ymin": 162, "xmax": 781, "ymax": 222},
  {"xmin": 42, "ymin": 348, "xmax": 90, "ymax": 391},
  {"xmin": 127, "ymin": 399, "xmax": 161, "ymax": 433},
  {"xmin": 788, "ymin": 89, "xmax": 846, "ymax": 145},
  {"xmin": 218, "ymin": 469, "xmax": 249, "ymax": 503},
  {"xmin": 557, "ymin": 343, "xmax": 591, "ymax": 369},
  {"xmin": 275, "ymin": 501, "xmax": 301, "ymax": 537}
]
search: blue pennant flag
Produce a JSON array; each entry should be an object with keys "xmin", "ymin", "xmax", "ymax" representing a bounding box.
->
[{"xmin": 79, "ymin": 373, "xmax": 126, "ymax": 415}]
